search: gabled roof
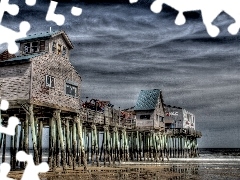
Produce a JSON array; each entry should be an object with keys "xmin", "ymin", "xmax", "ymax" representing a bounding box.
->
[
  {"xmin": 16, "ymin": 30, "xmax": 74, "ymax": 49},
  {"xmin": 134, "ymin": 89, "xmax": 161, "ymax": 111}
]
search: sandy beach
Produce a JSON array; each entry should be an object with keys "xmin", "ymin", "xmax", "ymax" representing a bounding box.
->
[
  {"xmin": 7, "ymin": 155, "xmax": 240, "ymax": 180},
  {"xmin": 8, "ymin": 164, "xmax": 182, "ymax": 180}
]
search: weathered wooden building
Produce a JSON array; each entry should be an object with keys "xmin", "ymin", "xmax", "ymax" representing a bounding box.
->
[
  {"xmin": 0, "ymin": 30, "xmax": 81, "ymax": 113},
  {"xmin": 164, "ymin": 105, "xmax": 196, "ymax": 130},
  {"xmin": 134, "ymin": 89, "xmax": 165, "ymax": 130},
  {"xmin": 0, "ymin": 30, "xmax": 85, "ymax": 170}
]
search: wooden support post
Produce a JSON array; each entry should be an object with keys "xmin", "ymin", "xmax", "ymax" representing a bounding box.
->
[
  {"xmin": 10, "ymin": 129, "xmax": 14, "ymax": 168},
  {"xmin": 100, "ymin": 132, "xmax": 103, "ymax": 162},
  {"xmin": 94, "ymin": 125, "xmax": 99, "ymax": 167},
  {"xmin": 13, "ymin": 124, "xmax": 18, "ymax": 169},
  {"xmin": 86, "ymin": 131, "xmax": 90, "ymax": 162},
  {"xmin": 107, "ymin": 126, "xmax": 111, "ymax": 165},
  {"xmin": 103, "ymin": 126, "xmax": 107, "ymax": 166},
  {"xmin": 2, "ymin": 133, "xmax": 6, "ymax": 163},
  {"xmin": 120, "ymin": 129, "xmax": 124, "ymax": 162},
  {"xmin": 29, "ymin": 104, "xmax": 39, "ymax": 165},
  {"xmin": 139, "ymin": 132, "xmax": 142, "ymax": 161},
  {"xmin": 166, "ymin": 135, "xmax": 169, "ymax": 161},
  {"xmin": 116, "ymin": 129, "xmax": 121, "ymax": 164},
  {"xmin": 75, "ymin": 115, "xmax": 87, "ymax": 170},
  {"xmin": 112, "ymin": 127, "xmax": 117, "ymax": 165},
  {"xmin": 150, "ymin": 131, "xmax": 154, "ymax": 161},
  {"xmin": 19, "ymin": 122, "xmax": 24, "ymax": 168},
  {"xmin": 72, "ymin": 122, "xmax": 77, "ymax": 170},
  {"xmin": 125, "ymin": 129, "xmax": 129, "ymax": 161},
  {"xmin": 54, "ymin": 109, "xmax": 66, "ymax": 172},
  {"xmin": 62, "ymin": 121, "xmax": 66, "ymax": 165},
  {"xmin": 0, "ymin": 132, "xmax": 3, "ymax": 153},
  {"xmin": 91, "ymin": 124, "xmax": 95, "ymax": 166},
  {"xmin": 38, "ymin": 120, "xmax": 43, "ymax": 163},
  {"xmin": 66, "ymin": 119, "xmax": 72, "ymax": 167},
  {"xmin": 136, "ymin": 131, "xmax": 140, "ymax": 161},
  {"xmin": 53, "ymin": 118, "xmax": 57, "ymax": 171},
  {"xmin": 0, "ymin": 109, "xmax": 2, "ymax": 150},
  {"xmin": 24, "ymin": 114, "xmax": 29, "ymax": 155},
  {"xmin": 48, "ymin": 118, "xmax": 53, "ymax": 170},
  {"xmin": 143, "ymin": 132, "xmax": 146, "ymax": 161}
]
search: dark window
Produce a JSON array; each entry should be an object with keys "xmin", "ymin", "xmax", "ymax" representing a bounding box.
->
[
  {"xmin": 140, "ymin": 115, "xmax": 150, "ymax": 120},
  {"xmin": 66, "ymin": 83, "xmax": 78, "ymax": 97},
  {"xmin": 45, "ymin": 75, "xmax": 55, "ymax": 88},
  {"xmin": 24, "ymin": 43, "xmax": 31, "ymax": 53},
  {"xmin": 40, "ymin": 41, "xmax": 45, "ymax": 51},
  {"xmin": 52, "ymin": 42, "xmax": 56, "ymax": 52},
  {"xmin": 31, "ymin": 41, "xmax": 39, "ymax": 53},
  {"xmin": 62, "ymin": 46, "xmax": 66, "ymax": 56}
]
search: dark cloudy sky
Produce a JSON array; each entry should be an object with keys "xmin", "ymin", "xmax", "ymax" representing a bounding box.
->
[{"xmin": 2, "ymin": 0, "xmax": 240, "ymax": 148}]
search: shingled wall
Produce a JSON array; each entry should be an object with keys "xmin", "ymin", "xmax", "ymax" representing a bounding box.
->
[{"xmin": 0, "ymin": 63, "xmax": 31, "ymax": 101}]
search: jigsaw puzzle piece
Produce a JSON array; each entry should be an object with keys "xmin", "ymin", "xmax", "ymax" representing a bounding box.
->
[
  {"xmin": 0, "ymin": 162, "xmax": 15, "ymax": 180},
  {"xmin": 0, "ymin": 21, "xmax": 30, "ymax": 54},
  {"xmin": 0, "ymin": 99, "xmax": 9, "ymax": 111},
  {"xmin": 129, "ymin": 0, "xmax": 138, "ymax": 3},
  {"xmin": 71, "ymin": 6, "xmax": 82, "ymax": 16},
  {"xmin": 0, "ymin": 117, "xmax": 19, "ymax": 136},
  {"xmin": 25, "ymin": 0, "xmax": 36, "ymax": 6},
  {"xmin": 16, "ymin": 151, "xmax": 49, "ymax": 180},
  {"xmin": 0, "ymin": 0, "xmax": 19, "ymax": 23},
  {"xmin": 46, "ymin": 1, "xmax": 65, "ymax": 26}
]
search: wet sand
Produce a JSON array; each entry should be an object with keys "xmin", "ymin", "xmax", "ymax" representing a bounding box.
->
[
  {"xmin": 7, "ymin": 160, "xmax": 240, "ymax": 180},
  {"xmin": 8, "ymin": 165, "xmax": 181, "ymax": 180}
]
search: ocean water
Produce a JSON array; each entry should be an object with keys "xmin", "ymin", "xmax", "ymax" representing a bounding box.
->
[{"xmin": 2, "ymin": 148, "xmax": 240, "ymax": 179}]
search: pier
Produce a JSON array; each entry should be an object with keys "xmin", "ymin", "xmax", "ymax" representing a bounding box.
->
[
  {"xmin": 0, "ymin": 103, "xmax": 201, "ymax": 171},
  {"xmin": 0, "ymin": 30, "xmax": 201, "ymax": 171}
]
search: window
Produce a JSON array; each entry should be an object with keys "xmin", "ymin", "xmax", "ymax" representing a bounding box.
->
[
  {"xmin": 66, "ymin": 83, "xmax": 78, "ymax": 97},
  {"xmin": 140, "ymin": 115, "xmax": 150, "ymax": 120},
  {"xmin": 62, "ymin": 46, "xmax": 66, "ymax": 56},
  {"xmin": 31, "ymin": 41, "xmax": 39, "ymax": 53},
  {"xmin": 23, "ymin": 41, "xmax": 44, "ymax": 54},
  {"xmin": 24, "ymin": 43, "xmax": 31, "ymax": 53},
  {"xmin": 45, "ymin": 75, "xmax": 55, "ymax": 88},
  {"xmin": 52, "ymin": 42, "xmax": 56, "ymax": 52},
  {"xmin": 57, "ymin": 44, "xmax": 62, "ymax": 55},
  {"xmin": 40, "ymin": 41, "xmax": 45, "ymax": 51}
]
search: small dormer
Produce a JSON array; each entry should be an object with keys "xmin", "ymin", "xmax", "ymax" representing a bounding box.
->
[{"xmin": 16, "ymin": 30, "xmax": 74, "ymax": 59}]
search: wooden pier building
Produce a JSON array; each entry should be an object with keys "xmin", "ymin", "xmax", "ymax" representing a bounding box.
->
[{"xmin": 0, "ymin": 31, "xmax": 202, "ymax": 172}]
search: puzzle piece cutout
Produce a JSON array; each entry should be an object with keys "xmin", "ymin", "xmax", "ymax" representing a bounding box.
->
[
  {"xmin": 0, "ymin": 22, "xmax": 30, "ymax": 54},
  {"xmin": 0, "ymin": 116, "xmax": 19, "ymax": 136},
  {"xmin": 25, "ymin": 0, "xmax": 36, "ymax": 6},
  {"xmin": 0, "ymin": 0, "xmax": 19, "ymax": 23},
  {"xmin": 0, "ymin": 162, "xmax": 15, "ymax": 180},
  {"xmin": 0, "ymin": 0, "xmax": 31, "ymax": 54},
  {"xmin": 16, "ymin": 151, "xmax": 49, "ymax": 180},
  {"xmin": 130, "ymin": 0, "xmax": 240, "ymax": 37},
  {"xmin": 0, "ymin": 100, "xmax": 19, "ymax": 136},
  {"xmin": 46, "ymin": 0, "xmax": 82, "ymax": 26},
  {"xmin": 0, "ymin": 99, "xmax": 9, "ymax": 111}
]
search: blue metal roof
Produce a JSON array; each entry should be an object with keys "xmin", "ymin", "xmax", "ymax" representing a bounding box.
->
[
  {"xmin": 16, "ymin": 31, "xmax": 61, "ymax": 42},
  {"xmin": 15, "ymin": 30, "xmax": 74, "ymax": 49},
  {"xmin": 134, "ymin": 89, "xmax": 161, "ymax": 111}
]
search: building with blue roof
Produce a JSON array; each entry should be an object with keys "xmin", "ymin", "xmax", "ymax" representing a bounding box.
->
[{"xmin": 134, "ymin": 89, "xmax": 165, "ymax": 130}]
